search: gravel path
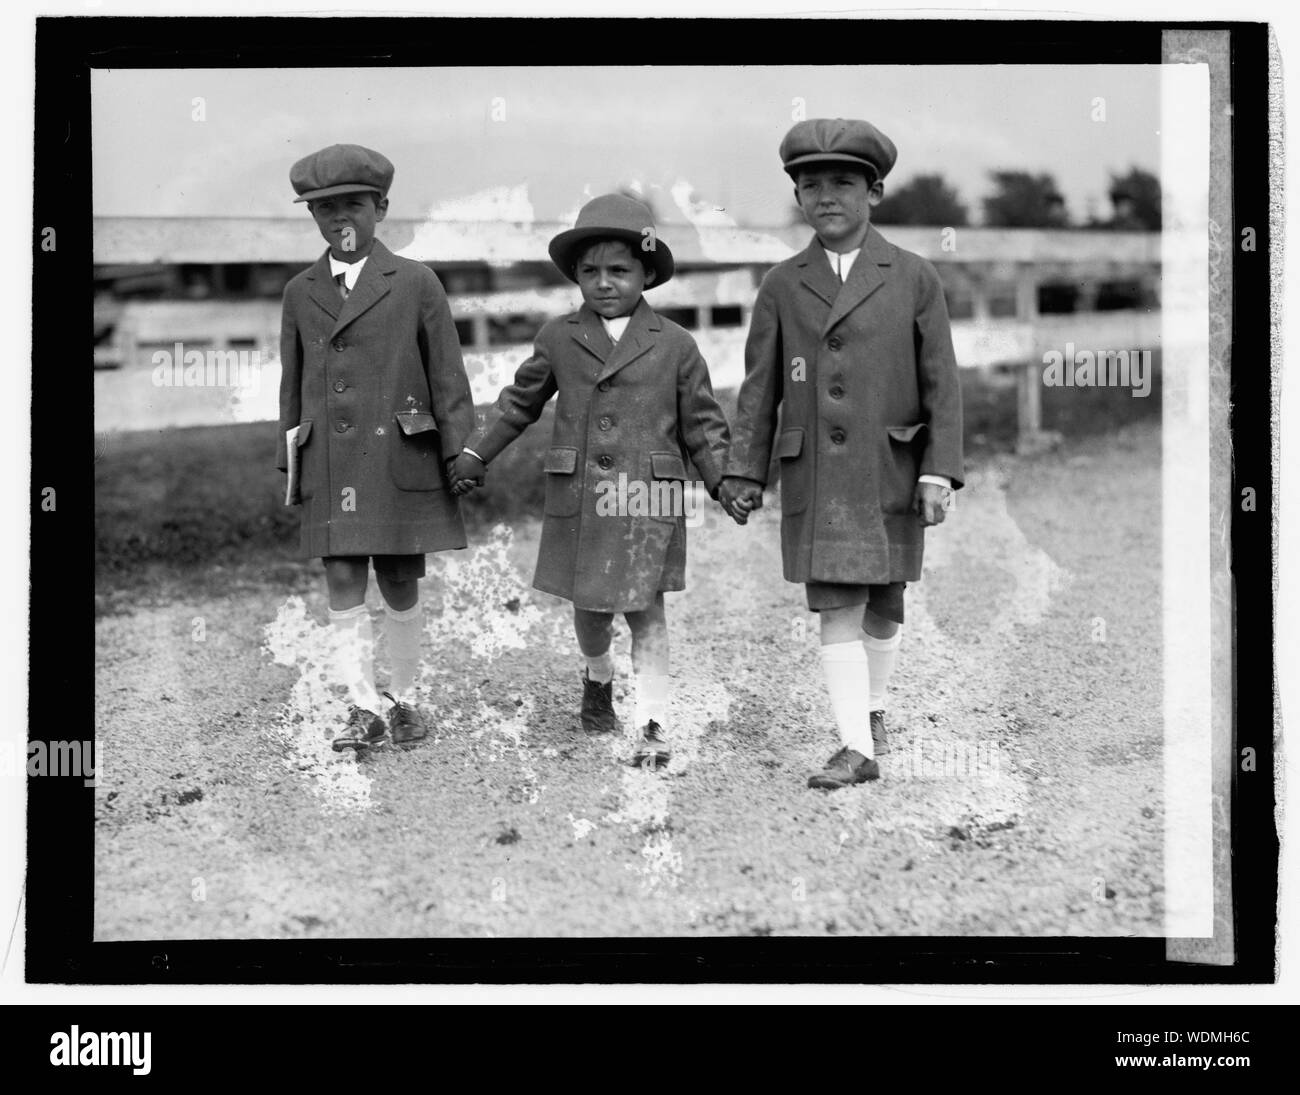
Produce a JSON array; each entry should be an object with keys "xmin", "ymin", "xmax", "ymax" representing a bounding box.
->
[{"xmin": 95, "ymin": 421, "xmax": 1163, "ymax": 939}]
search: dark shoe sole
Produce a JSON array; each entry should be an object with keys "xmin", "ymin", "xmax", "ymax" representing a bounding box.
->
[
  {"xmin": 807, "ymin": 774, "xmax": 853, "ymax": 790},
  {"xmin": 332, "ymin": 735, "xmax": 391, "ymax": 753},
  {"xmin": 391, "ymin": 731, "xmax": 427, "ymax": 749},
  {"xmin": 807, "ymin": 765, "xmax": 880, "ymax": 789}
]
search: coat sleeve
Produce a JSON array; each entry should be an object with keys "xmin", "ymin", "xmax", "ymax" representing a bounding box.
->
[
  {"xmin": 467, "ymin": 329, "xmax": 559, "ymax": 464},
  {"xmin": 417, "ymin": 269, "xmax": 475, "ymax": 461},
  {"xmin": 913, "ymin": 260, "xmax": 965, "ymax": 489},
  {"xmin": 675, "ymin": 340, "xmax": 730, "ymax": 497},
  {"xmin": 275, "ymin": 286, "xmax": 302, "ymax": 473},
  {"xmin": 724, "ymin": 277, "xmax": 783, "ymax": 484}
]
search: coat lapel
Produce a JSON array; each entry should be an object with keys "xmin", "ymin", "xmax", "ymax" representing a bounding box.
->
[
  {"xmin": 569, "ymin": 305, "xmax": 614, "ymax": 364},
  {"xmin": 329, "ymin": 240, "xmax": 398, "ymax": 339},
  {"xmin": 305, "ymin": 250, "xmax": 342, "ymax": 323},
  {"xmin": 796, "ymin": 239, "xmax": 839, "ymax": 310},
  {"xmin": 594, "ymin": 298, "xmax": 659, "ymax": 384},
  {"xmin": 821, "ymin": 226, "xmax": 891, "ymax": 337}
]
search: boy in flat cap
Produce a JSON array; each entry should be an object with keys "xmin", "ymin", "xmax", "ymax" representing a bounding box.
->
[
  {"xmin": 720, "ymin": 118, "xmax": 964, "ymax": 790},
  {"xmin": 277, "ymin": 143, "xmax": 475, "ymax": 752},
  {"xmin": 450, "ymin": 194, "xmax": 729, "ymax": 770}
]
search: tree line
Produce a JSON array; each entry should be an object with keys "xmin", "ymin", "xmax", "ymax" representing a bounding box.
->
[{"xmin": 867, "ymin": 167, "xmax": 1160, "ymax": 230}]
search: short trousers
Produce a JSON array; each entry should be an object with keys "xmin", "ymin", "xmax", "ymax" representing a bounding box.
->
[
  {"xmin": 322, "ymin": 554, "xmax": 428, "ymax": 581},
  {"xmin": 804, "ymin": 580, "xmax": 906, "ymax": 624}
]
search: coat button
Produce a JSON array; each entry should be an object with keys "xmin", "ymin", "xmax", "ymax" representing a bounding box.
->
[
  {"xmin": 829, "ymin": 385, "xmax": 844, "ymax": 399},
  {"xmin": 598, "ymin": 416, "xmax": 613, "ymax": 430},
  {"xmin": 827, "ymin": 335, "xmax": 843, "ymax": 351},
  {"xmin": 333, "ymin": 380, "xmax": 346, "ymax": 393},
  {"xmin": 597, "ymin": 455, "xmax": 614, "ymax": 470},
  {"xmin": 597, "ymin": 381, "xmax": 611, "ymax": 392},
  {"xmin": 332, "ymin": 339, "xmax": 346, "ymax": 352},
  {"xmin": 335, "ymin": 421, "xmax": 349, "ymax": 433},
  {"xmin": 830, "ymin": 428, "xmax": 846, "ymax": 444}
]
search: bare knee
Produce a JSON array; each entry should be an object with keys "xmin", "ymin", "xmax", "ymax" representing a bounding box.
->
[
  {"xmin": 862, "ymin": 608, "xmax": 900, "ymax": 640},
  {"xmin": 573, "ymin": 608, "xmax": 614, "ymax": 656},
  {"xmin": 625, "ymin": 596, "xmax": 668, "ymax": 666},
  {"xmin": 819, "ymin": 605, "xmax": 863, "ymax": 645},
  {"xmin": 376, "ymin": 573, "xmax": 419, "ymax": 612},
  {"xmin": 624, "ymin": 593, "xmax": 666, "ymax": 634},
  {"xmin": 324, "ymin": 557, "xmax": 369, "ymax": 610}
]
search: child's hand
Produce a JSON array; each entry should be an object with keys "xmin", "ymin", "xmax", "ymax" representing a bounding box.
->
[
  {"xmin": 449, "ymin": 451, "xmax": 486, "ymax": 496},
  {"xmin": 718, "ymin": 476, "xmax": 763, "ymax": 525},
  {"xmin": 913, "ymin": 481, "xmax": 951, "ymax": 526}
]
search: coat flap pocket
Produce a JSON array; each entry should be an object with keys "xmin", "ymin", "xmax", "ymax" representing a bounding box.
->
[
  {"xmin": 775, "ymin": 427, "xmax": 804, "ymax": 459},
  {"xmin": 887, "ymin": 423, "xmax": 927, "ymax": 443},
  {"xmin": 394, "ymin": 410, "xmax": 439, "ymax": 436},
  {"xmin": 543, "ymin": 446, "xmax": 579, "ymax": 474},
  {"xmin": 650, "ymin": 452, "xmax": 688, "ymax": 480},
  {"xmin": 295, "ymin": 420, "xmax": 313, "ymax": 446}
]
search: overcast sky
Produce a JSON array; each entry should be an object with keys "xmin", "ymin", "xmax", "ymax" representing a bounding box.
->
[{"xmin": 93, "ymin": 65, "xmax": 1161, "ymax": 227}]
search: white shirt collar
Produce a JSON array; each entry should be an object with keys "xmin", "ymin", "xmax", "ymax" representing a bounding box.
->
[
  {"xmin": 823, "ymin": 245, "xmax": 861, "ymax": 283},
  {"xmin": 328, "ymin": 252, "xmax": 369, "ymax": 289},
  {"xmin": 600, "ymin": 313, "xmax": 632, "ymax": 342}
]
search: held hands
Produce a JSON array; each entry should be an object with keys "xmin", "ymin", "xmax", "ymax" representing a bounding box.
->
[
  {"xmin": 718, "ymin": 476, "xmax": 764, "ymax": 525},
  {"xmin": 449, "ymin": 451, "xmax": 486, "ymax": 496},
  {"xmin": 913, "ymin": 481, "xmax": 952, "ymax": 526}
]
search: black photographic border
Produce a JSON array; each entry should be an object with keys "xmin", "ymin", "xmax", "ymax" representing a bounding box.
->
[{"xmin": 36, "ymin": 15, "xmax": 1276, "ymax": 985}]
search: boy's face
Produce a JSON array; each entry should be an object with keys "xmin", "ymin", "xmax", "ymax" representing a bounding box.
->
[
  {"xmin": 307, "ymin": 191, "xmax": 388, "ymax": 260},
  {"xmin": 794, "ymin": 166, "xmax": 883, "ymax": 250},
  {"xmin": 575, "ymin": 240, "xmax": 655, "ymax": 319}
]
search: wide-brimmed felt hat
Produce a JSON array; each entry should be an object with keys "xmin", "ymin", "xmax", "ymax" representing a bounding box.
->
[
  {"xmin": 780, "ymin": 118, "xmax": 897, "ymax": 184},
  {"xmin": 548, "ymin": 194, "xmax": 675, "ymax": 287},
  {"xmin": 291, "ymin": 144, "xmax": 394, "ymax": 203}
]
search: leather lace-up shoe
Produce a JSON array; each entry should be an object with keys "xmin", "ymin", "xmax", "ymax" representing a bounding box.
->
[
  {"xmin": 580, "ymin": 672, "xmax": 617, "ymax": 735},
  {"xmin": 384, "ymin": 692, "xmax": 428, "ymax": 747},
  {"xmin": 871, "ymin": 710, "xmax": 889, "ymax": 755},
  {"xmin": 631, "ymin": 720, "xmax": 670, "ymax": 770},
  {"xmin": 332, "ymin": 706, "xmax": 389, "ymax": 752},
  {"xmin": 807, "ymin": 746, "xmax": 879, "ymax": 790}
]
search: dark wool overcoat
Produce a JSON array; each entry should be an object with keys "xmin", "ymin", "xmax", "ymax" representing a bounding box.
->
[
  {"xmin": 725, "ymin": 227, "xmax": 964, "ymax": 585},
  {"xmin": 470, "ymin": 298, "xmax": 729, "ymax": 613},
  {"xmin": 276, "ymin": 241, "xmax": 475, "ymax": 559}
]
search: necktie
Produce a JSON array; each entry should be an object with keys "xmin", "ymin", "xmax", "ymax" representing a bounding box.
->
[
  {"xmin": 334, "ymin": 272, "xmax": 350, "ymax": 301},
  {"xmin": 836, "ymin": 253, "xmax": 843, "ymax": 282}
]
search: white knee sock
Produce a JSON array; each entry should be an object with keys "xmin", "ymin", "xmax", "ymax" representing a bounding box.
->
[
  {"xmin": 862, "ymin": 627, "xmax": 902, "ymax": 712},
  {"xmin": 633, "ymin": 673, "xmax": 670, "ymax": 729},
  {"xmin": 585, "ymin": 651, "xmax": 615, "ymax": 684},
  {"xmin": 329, "ymin": 604, "xmax": 383, "ymax": 712},
  {"xmin": 820, "ymin": 640, "xmax": 874, "ymax": 758},
  {"xmin": 383, "ymin": 600, "xmax": 423, "ymax": 704}
]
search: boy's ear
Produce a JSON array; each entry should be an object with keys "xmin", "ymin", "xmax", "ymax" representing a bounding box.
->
[
  {"xmin": 867, "ymin": 180, "xmax": 884, "ymax": 206},
  {"xmin": 643, "ymin": 265, "xmax": 658, "ymax": 288},
  {"xmin": 374, "ymin": 196, "xmax": 389, "ymax": 221}
]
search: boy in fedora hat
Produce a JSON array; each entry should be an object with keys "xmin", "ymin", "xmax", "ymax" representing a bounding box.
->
[
  {"xmin": 451, "ymin": 194, "xmax": 729, "ymax": 769},
  {"xmin": 720, "ymin": 118, "xmax": 964, "ymax": 790},
  {"xmin": 277, "ymin": 143, "xmax": 475, "ymax": 752}
]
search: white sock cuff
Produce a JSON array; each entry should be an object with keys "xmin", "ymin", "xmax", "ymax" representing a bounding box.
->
[
  {"xmin": 383, "ymin": 600, "xmax": 422, "ymax": 622},
  {"xmin": 820, "ymin": 640, "xmax": 868, "ymax": 662},
  {"xmin": 329, "ymin": 604, "xmax": 369, "ymax": 623},
  {"xmin": 863, "ymin": 628, "xmax": 902, "ymax": 651}
]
